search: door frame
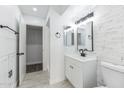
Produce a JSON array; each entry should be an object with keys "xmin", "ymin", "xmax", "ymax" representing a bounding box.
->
[
  {"xmin": 16, "ymin": 32, "xmax": 19, "ymax": 87},
  {"xmin": 26, "ymin": 25, "xmax": 43, "ymax": 72},
  {"xmin": 17, "ymin": 23, "xmax": 45, "ymax": 87},
  {"xmin": 16, "ymin": 16, "xmax": 26, "ymax": 86}
]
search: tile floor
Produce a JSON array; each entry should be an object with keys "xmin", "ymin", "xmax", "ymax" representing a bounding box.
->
[{"xmin": 19, "ymin": 71, "xmax": 73, "ymax": 88}]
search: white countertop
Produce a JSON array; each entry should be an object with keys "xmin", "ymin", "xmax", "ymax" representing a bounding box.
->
[{"xmin": 65, "ymin": 52, "xmax": 97, "ymax": 62}]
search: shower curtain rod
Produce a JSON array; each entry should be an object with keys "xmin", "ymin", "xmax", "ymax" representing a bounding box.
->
[{"xmin": 0, "ymin": 25, "xmax": 19, "ymax": 34}]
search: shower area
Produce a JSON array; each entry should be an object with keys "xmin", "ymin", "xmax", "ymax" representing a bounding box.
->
[{"xmin": 26, "ymin": 25, "xmax": 43, "ymax": 73}]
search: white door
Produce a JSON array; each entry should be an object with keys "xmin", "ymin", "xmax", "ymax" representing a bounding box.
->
[{"xmin": 18, "ymin": 16, "xmax": 26, "ymax": 85}]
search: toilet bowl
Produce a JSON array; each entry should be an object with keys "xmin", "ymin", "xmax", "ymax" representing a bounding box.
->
[{"xmin": 101, "ymin": 61, "xmax": 124, "ymax": 88}]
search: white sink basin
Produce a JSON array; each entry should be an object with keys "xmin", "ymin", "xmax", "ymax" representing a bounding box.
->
[{"xmin": 65, "ymin": 53, "xmax": 97, "ymax": 62}]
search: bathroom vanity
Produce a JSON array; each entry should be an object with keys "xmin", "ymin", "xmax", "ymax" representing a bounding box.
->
[
  {"xmin": 65, "ymin": 54, "xmax": 97, "ymax": 88},
  {"xmin": 64, "ymin": 20, "xmax": 96, "ymax": 88}
]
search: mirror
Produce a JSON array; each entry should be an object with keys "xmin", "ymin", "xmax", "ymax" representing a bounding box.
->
[
  {"xmin": 77, "ymin": 21, "xmax": 93, "ymax": 51},
  {"xmin": 77, "ymin": 26, "xmax": 86, "ymax": 49},
  {"xmin": 64, "ymin": 28, "xmax": 74, "ymax": 47}
]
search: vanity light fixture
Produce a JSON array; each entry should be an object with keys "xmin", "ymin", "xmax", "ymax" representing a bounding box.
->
[
  {"xmin": 33, "ymin": 7, "xmax": 37, "ymax": 12},
  {"xmin": 64, "ymin": 26, "xmax": 71, "ymax": 30},
  {"xmin": 75, "ymin": 12, "xmax": 94, "ymax": 24}
]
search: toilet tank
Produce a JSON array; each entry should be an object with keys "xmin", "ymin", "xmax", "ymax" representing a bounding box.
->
[{"xmin": 101, "ymin": 61, "xmax": 124, "ymax": 88}]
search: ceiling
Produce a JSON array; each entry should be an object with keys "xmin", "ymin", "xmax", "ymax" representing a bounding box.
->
[
  {"xmin": 19, "ymin": 5, "xmax": 69, "ymax": 19},
  {"xmin": 51, "ymin": 5, "xmax": 69, "ymax": 15}
]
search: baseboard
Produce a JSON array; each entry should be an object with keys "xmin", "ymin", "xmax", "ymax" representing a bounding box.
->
[
  {"xmin": 49, "ymin": 77, "xmax": 66, "ymax": 85},
  {"xmin": 11, "ymin": 81, "xmax": 17, "ymax": 88},
  {"xmin": 0, "ymin": 81, "xmax": 17, "ymax": 88}
]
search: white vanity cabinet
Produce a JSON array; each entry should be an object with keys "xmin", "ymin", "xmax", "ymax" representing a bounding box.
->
[{"xmin": 65, "ymin": 55, "xmax": 97, "ymax": 88}]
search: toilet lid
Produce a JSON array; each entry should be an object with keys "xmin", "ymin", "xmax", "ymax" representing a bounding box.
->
[{"xmin": 101, "ymin": 61, "xmax": 124, "ymax": 73}]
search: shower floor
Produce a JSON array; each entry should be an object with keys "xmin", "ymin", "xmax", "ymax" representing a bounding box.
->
[{"xmin": 26, "ymin": 63, "xmax": 42, "ymax": 73}]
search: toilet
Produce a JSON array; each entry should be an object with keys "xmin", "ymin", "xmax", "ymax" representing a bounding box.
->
[{"xmin": 101, "ymin": 61, "xmax": 124, "ymax": 88}]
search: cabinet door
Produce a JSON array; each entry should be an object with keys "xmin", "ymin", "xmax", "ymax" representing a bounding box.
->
[
  {"xmin": 65, "ymin": 58, "xmax": 72, "ymax": 82},
  {"xmin": 71, "ymin": 64, "xmax": 83, "ymax": 88},
  {"xmin": 83, "ymin": 61, "xmax": 97, "ymax": 88},
  {"xmin": 65, "ymin": 56, "xmax": 83, "ymax": 88},
  {"xmin": 0, "ymin": 56, "xmax": 8, "ymax": 87}
]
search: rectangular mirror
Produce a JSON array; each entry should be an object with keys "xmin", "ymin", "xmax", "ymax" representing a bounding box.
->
[
  {"xmin": 77, "ymin": 21, "xmax": 93, "ymax": 51},
  {"xmin": 64, "ymin": 28, "xmax": 74, "ymax": 47}
]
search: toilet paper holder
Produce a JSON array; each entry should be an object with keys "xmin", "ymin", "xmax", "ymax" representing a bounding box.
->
[{"xmin": 55, "ymin": 32, "xmax": 61, "ymax": 38}]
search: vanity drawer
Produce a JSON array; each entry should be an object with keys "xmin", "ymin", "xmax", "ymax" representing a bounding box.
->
[
  {"xmin": 65, "ymin": 56, "xmax": 82, "ymax": 68},
  {"xmin": 65, "ymin": 59, "xmax": 73, "ymax": 82}
]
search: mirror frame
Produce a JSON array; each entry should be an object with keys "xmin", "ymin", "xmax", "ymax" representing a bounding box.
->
[
  {"xmin": 64, "ymin": 28, "xmax": 75, "ymax": 47},
  {"xmin": 77, "ymin": 21, "xmax": 94, "ymax": 52}
]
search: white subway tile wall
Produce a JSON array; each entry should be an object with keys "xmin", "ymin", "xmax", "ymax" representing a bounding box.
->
[{"xmin": 93, "ymin": 5, "xmax": 124, "ymax": 85}]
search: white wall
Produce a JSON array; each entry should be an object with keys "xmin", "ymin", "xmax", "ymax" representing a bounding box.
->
[
  {"xmin": 79, "ymin": 5, "xmax": 124, "ymax": 86},
  {"xmin": 43, "ymin": 26, "xmax": 50, "ymax": 71},
  {"xmin": 93, "ymin": 5, "xmax": 124, "ymax": 86},
  {"xmin": 24, "ymin": 15, "xmax": 44, "ymax": 26},
  {"xmin": 19, "ymin": 15, "xmax": 27, "ymax": 85},
  {"xmin": 0, "ymin": 5, "xmax": 22, "ymax": 87},
  {"xmin": 93, "ymin": 6, "xmax": 124, "ymax": 65},
  {"xmin": 45, "ymin": 9, "xmax": 65, "ymax": 84}
]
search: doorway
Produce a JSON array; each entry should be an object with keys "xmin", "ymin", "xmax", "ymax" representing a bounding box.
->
[{"xmin": 26, "ymin": 25, "xmax": 43, "ymax": 73}]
